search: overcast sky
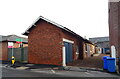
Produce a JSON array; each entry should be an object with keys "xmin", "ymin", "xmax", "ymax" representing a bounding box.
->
[{"xmin": 0, "ymin": 0, "xmax": 108, "ymax": 39}]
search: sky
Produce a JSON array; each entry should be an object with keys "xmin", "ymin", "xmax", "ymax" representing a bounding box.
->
[{"xmin": 0, "ymin": 0, "xmax": 109, "ymax": 39}]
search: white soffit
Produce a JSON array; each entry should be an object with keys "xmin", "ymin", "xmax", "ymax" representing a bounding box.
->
[
  {"xmin": 63, "ymin": 38, "xmax": 74, "ymax": 44},
  {"xmin": 109, "ymin": 0, "xmax": 120, "ymax": 2}
]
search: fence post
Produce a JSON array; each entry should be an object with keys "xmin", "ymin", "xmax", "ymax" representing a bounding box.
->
[{"xmin": 20, "ymin": 43, "xmax": 24, "ymax": 62}]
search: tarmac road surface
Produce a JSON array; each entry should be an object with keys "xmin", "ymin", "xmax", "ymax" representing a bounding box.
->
[{"xmin": 1, "ymin": 64, "xmax": 120, "ymax": 78}]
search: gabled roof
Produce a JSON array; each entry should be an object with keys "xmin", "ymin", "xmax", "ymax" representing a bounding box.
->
[
  {"xmin": 84, "ymin": 39, "xmax": 94, "ymax": 45},
  {"xmin": 22, "ymin": 16, "xmax": 83, "ymax": 39},
  {"xmin": 22, "ymin": 16, "xmax": 93, "ymax": 44},
  {"xmin": 0, "ymin": 34, "xmax": 28, "ymax": 43},
  {"xmin": 23, "ymin": 16, "xmax": 66, "ymax": 35}
]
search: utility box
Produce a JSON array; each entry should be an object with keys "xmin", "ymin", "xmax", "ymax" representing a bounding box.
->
[
  {"xmin": 107, "ymin": 57, "xmax": 116, "ymax": 72},
  {"xmin": 103, "ymin": 56, "xmax": 110, "ymax": 69}
]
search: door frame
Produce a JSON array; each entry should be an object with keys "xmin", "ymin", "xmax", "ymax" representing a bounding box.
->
[{"xmin": 62, "ymin": 38, "xmax": 74, "ymax": 66}]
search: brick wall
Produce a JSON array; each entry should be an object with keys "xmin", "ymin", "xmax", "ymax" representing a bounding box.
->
[
  {"xmin": 28, "ymin": 19, "xmax": 84, "ymax": 66},
  {"xmin": 28, "ymin": 20, "xmax": 63, "ymax": 65},
  {"xmin": 109, "ymin": 2, "xmax": 120, "ymax": 57},
  {"xmin": 0, "ymin": 42, "xmax": 28, "ymax": 61},
  {"xmin": 61, "ymin": 30, "xmax": 84, "ymax": 60},
  {"xmin": 0, "ymin": 42, "xmax": 8, "ymax": 60},
  {"xmin": 118, "ymin": 2, "xmax": 120, "ymax": 56}
]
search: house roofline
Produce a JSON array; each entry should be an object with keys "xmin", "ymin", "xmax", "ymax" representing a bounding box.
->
[
  {"xmin": 22, "ymin": 16, "xmax": 83, "ymax": 38},
  {"xmin": 22, "ymin": 16, "xmax": 65, "ymax": 35},
  {"xmin": 109, "ymin": 0, "xmax": 120, "ymax": 2},
  {"xmin": 0, "ymin": 40, "xmax": 28, "ymax": 44},
  {"xmin": 22, "ymin": 16, "xmax": 93, "ymax": 44}
]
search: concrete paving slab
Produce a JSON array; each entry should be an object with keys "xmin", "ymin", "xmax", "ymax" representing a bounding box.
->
[
  {"xmin": 93, "ymin": 53, "xmax": 100, "ymax": 56},
  {"xmin": 16, "ymin": 66, "xmax": 30, "ymax": 70}
]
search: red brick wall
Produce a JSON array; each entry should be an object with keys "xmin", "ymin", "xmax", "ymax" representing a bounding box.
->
[
  {"xmin": 0, "ymin": 42, "xmax": 8, "ymax": 60},
  {"xmin": 118, "ymin": 2, "xmax": 120, "ymax": 57},
  {"xmin": 61, "ymin": 30, "xmax": 84, "ymax": 60},
  {"xmin": 109, "ymin": 2, "xmax": 120, "ymax": 57},
  {"xmin": 28, "ymin": 19, "xmax": 84, "ymax": 65},
  {"xmin": 28, "ymin": 20, "xmax": 63, "ymax": 65}
]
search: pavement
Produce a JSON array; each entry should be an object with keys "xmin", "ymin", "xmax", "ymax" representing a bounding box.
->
[
  {"xmin": 1, "ymin": 61, "xmax": 120, "ymax": 77},
  {"xmin": 2, "ymin": 61, "xmax": 103, "ymax": 72},
  {"xmin": 2, "ymin": 66, "xmax": 63, "ymax": 77},
  {"xmin": 2, "ymin": 54, "xmax": 110, "ymax": 71},
  {"xmin": 2, "ymin": 66, "xmax": 119, "ymax": 78},
  {"xmin": 1, "ymin": 61, "xmax": 118, "ymax": 74}
]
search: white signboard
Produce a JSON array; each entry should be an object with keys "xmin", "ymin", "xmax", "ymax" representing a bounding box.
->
[
  {"xmin": 8, "ymin": 42, "xmax": 13, "ymax": 46},
  {"xmin": 8, "ymin": 42, "xmax": 13, "ymax": 48}
]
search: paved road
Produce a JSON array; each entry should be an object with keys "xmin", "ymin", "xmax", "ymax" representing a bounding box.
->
[
  {"xmin": 1, "ymin": 64, "xmax": 120, "ymax": 78},
  {"xmin": 2, "ymin": 67, "xmax": 63, "ymax": 77}
]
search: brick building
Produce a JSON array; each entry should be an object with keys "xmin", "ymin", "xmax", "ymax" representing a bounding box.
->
[
  {"xmin": 89, "ymin": 37, "xmax": 110, "ymax": 54},
  {"xmin": 109, "ymin": 0, "xmax": 120, "ymax": 57},
  {"xmin": 23, "ymin": 16, "xmax": 95, "ymax": 66},
  {"xmin": 109, "ymin": 0, "xmax": 120, "ymax": 73},
  {"xmin": 0, "ymin": 35, "xmax": 28, "ymax": 61},
  {"xmin": 83, "ymin": 39, "xmax": 96, "ymax": 58}
]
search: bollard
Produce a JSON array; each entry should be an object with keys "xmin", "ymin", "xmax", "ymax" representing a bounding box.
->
[{"xmin": 11, "ymin": 56, "xmax": 15, "ymax": 66}]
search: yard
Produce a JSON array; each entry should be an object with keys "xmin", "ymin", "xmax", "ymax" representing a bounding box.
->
[{"xmin": 67, "ymin": 54, "xmax": 110, "ymax": 69}]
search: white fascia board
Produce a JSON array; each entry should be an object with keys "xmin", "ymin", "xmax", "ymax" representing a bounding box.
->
[
  {"xmin": 40, "ymin": 16, "xmax": 64, "ymax": 29},
  {"xmin": 63, "ymin": 38, "xmax": 74, "ymax": 44},
  {"xmin": 23, "ymin": 16, "xmax": 64, "ymax": 34},
  {"xmin": 109, "ymin": 0, "xmax": 120, "ymax": 2},
  {"xmin": 24, "ymin": 16, "xmax": 40, "ymax": 33}
]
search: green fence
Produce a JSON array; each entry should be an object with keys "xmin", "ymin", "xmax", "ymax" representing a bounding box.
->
[{"xmin": 8, "ymin": 47, "xmax": 28, "ymax": 63}]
